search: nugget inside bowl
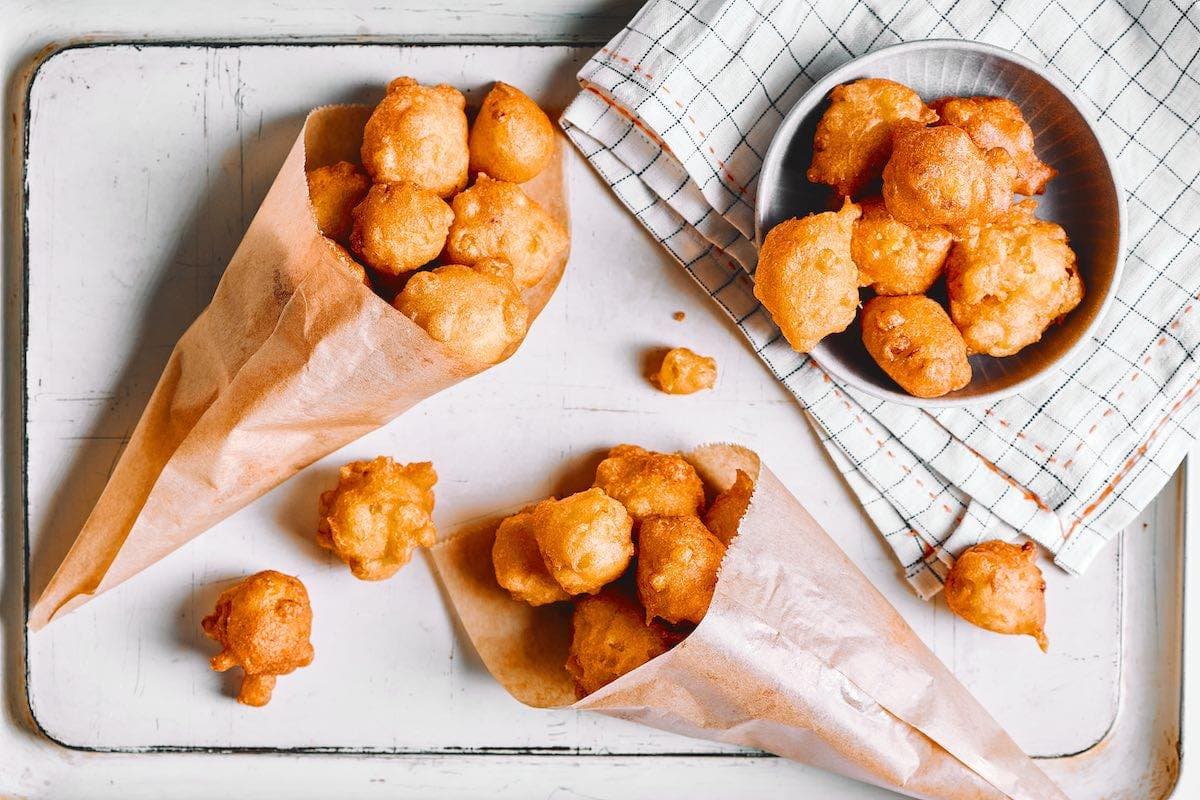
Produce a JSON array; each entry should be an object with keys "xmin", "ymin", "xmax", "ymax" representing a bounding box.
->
[{"xmin": 755, "ymin": 40, "xmax": 1124, "ymax": 407}]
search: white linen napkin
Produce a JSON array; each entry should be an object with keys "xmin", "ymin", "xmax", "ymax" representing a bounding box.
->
[{"xmin": 560, "ymin": 0, "xmax": 1200, "ymax": 597}]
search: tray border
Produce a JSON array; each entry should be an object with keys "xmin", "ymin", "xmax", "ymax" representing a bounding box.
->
[{"xmin": 8, "ymin": 38, "xmax": 1187, "ymax": 797}]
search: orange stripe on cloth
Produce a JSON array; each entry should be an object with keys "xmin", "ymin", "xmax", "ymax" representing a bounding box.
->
[{"xmin": 1063, "ymin": 375, "xmax": 1200, "ymax": 540}]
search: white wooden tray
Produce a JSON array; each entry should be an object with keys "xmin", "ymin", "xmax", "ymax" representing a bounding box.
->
[{"xmin": 4, "ymin": 38, "xmax": 1191, "ymax": 799}]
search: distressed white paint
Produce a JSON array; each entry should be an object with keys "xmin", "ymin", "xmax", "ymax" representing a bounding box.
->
[{"xmin": 0, "ymin": 8, "xmax": 1188, "ymax": 800}]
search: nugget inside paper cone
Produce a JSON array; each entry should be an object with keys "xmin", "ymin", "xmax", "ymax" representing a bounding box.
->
[
  {"xmin": 29, "ymin": 104, "xmax": 570, "ymax": 630},
  {"xmin": 431, "ymin": 444, "xmax": 1065, "ymax": 800}
]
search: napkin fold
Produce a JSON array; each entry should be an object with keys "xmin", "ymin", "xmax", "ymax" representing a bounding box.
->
[{"xmin": 561, "ymin": 0, "xmax": 1200, "ymax": 597}]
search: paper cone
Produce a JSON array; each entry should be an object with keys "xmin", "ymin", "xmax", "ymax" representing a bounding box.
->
[
  {"xmin": 29, "ymin": 105, "xmax": 570, "ymax": 630},
  {"xmin": 431, "ymin": 444, "xmax": 1065, "ymax": 800}
]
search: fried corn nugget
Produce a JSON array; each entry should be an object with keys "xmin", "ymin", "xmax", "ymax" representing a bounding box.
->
[
  {"xmin": 947, "ymin": 200, "xmax": 1084, "ymax": 357},
  {"xmin": 393, "ymin": 259, "xmax": 529, "ymax": 366},
  {"xmin": 531, "ymin": 488, "xmax": 634, "ymax": 595},
  {"xmin": 322, "ymin": 238, "xmax": 371, "ymax": 286},
  {"xmin": 808, "ymin": 78, "xmax": 938, "ymax": 197},
  {"xmin": 753, "ymin": 199, "xmax": 861, "ymax": 353},
  {"xmin": 361, "ymin": 77, "xmax": 468, "ymax": 197},
  {"xmin": 861, "ymin": 295, "xmax": 971, "ymax": 398},
  {"xmin": 492, "ymin": 504, "xmax": 571, "ymax": 605},
  {"xmin": 932, "ymin": 96, "xmax": 1056, "ymax": 195},
  {"xmin": 306, "ymin": 161, "xmax": 370, "ymax": 241},
  {"xmin": 349, "ymin": 182, "xmax": 453, "ymax": 276},
  {"xmin": 446, "ymin": 174, "xmax": 569, "ymax": 290},
  {"xmin": 566, "ymin": 590, "xmax": 671, "ymax": 697},
  {"xmin": 636, "ymin": 515, "xmax": 725, "ymax": 625},
  {"xmin": 703, "ymin": 469, "xmax": 754, "ymax": 546},
  {"xmin": 882, "ymin": 121, "xmax": 1017, "ymax": 228},
  {"xmin": 944, "ymin": 540, "xmax": 1048, "ymax": 651},
  {"xmin": 652, "ymin": 347, "xmax": 717, "ymax": 394},
  {"xmin": 593, "ymin": 444, "xmax": 706, "ymax": 523},
  {"xmin": 469, "ymin": 82, "xmax": 555, "ymax": 183},
  {"xmin": 851, "ymin": 197, "xmax": 952, "ymax": 295},
  {"xmin": 201, "ymin": 570, "xmax": 314, "ymax": 707},
  {"xmin": 317, "ymin": 457, "xmax": 437, "ymax": 581}
]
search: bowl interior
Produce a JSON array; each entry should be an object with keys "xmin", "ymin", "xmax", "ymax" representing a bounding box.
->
[{"xmin": 755, "ymin": 42, "xmax": 1123, "ymax": 407}]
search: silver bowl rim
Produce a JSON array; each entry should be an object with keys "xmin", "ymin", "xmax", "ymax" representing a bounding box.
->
[{"xmin": 753, "ymin": 38, "xmax": 1127, "ymax": 410}]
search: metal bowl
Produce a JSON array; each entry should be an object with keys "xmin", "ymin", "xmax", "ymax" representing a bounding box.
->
[{"xmin": 755, "ymin": 40, "xmax": 1125, "ymax": 408}]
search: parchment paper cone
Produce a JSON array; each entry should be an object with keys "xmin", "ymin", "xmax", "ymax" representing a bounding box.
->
[
  {"xmin": 29, "ymin": 105, "xmax": 570, "ymax": 630},
  {"xmin": 432, "ymin": 444, "xmax": 1065, "ymax": 800}
]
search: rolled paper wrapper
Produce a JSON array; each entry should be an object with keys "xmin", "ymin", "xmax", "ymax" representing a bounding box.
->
[
  {"xmin": 431, "ymin": 444, "xmax": 1066, "ymax": 800},
  {"xmin": 29, "ymin": 104, "xmax": 570, "ymax": 630}
]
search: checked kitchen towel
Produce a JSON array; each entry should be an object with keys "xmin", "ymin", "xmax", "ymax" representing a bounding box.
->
[{"xmin": 560, "ymin": 0, "xmax": 1200, "ymax": 598}]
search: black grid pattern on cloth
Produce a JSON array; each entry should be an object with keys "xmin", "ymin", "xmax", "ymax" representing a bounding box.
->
[{"xmin": 561, "ymin": 0, "xmax": 1200, "ymax": 597}]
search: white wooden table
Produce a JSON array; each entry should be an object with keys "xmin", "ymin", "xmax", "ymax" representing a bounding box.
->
[{"xmin": 0, "ymin": 3, "xmax": 1192, "ymax": 798}]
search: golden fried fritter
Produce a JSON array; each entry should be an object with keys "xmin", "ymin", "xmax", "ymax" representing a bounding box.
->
[
  {"xmin": 361, "ymin": 76, "xmax": 468, "ymax": 197},
  {"xmin": 393, "ymin": 259, "xmax": 529, "ymax": 366},
  {"xmin": 446, "ymin": 174, "xmax": 569, "ymax": 289},
  {"xmin": 703, "ymin": 469, "xmax": 754, "ymax": 546},
  {"xmin": 636, "ymin": 515, "xmax": 725, "ymax": 625},
  {"xmin": 944, "ymin": 540, "xmax": 1048, "ymax": 651},
  {"xmin": 882, "ymin": 121, "xmax": 1017, "ymax": 228},
  {"xmin": 593, "ymin": 444, "xmax": 706, "ymax": 523},
  {"xmin": 468, "ymin": 82, "xmax": 555, "ymax": 183},
  {"xmin": 531, "ymin": 488, "xmax": 634, "ymax": 595},
  {"xmin": 861, "ymin": 295, "xmax": 971, "ymax": 398},
  {"xmin": 652, "ymin": 347, "xmax": 717, "ymax": 395},
  {"xmin": 932, "ymin": 96, "xmax": 1056, "ymax": 195},
  {"xmin": 851, "ymin": 197, "xmax": 952, "ymax": 295},
  {"xmin": 808, "ymin": 78, "xmax": 938, "ymax": 197},
  {"xmin": 566, "ymin": 590, "xmax": 671, "ymax": 697},
  {"xmin": 317, "ymin": 456, "xmax": 437, "ymax": 581},
  {"xmin": 753, "ymin": 199, "xmax": 861, "ymax": 353},
  {"xmin": 492, "ymin": 504, "xmax": 570, "ymax": 606},
  {"xmin": 201, "ymin": 570, "xmax": 315, "ymax": 707},
  {"xmin": 349, "ymin": 182, "xmax": 453, "ymax": 276},
  {"xmin": 306, "ymin": 161, "xmax": 370, "ymax": 241},
  {"xmin": 947, "ymin": 199, "xmax": 1084, "ymax": 357}
]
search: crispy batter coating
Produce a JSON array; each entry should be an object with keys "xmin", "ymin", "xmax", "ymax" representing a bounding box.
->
[
  {"xmin": 944, "ymin": 540, "xmax": 1048, "ymax": 651},
  {"xmin": 882, "ymin": 121, "xmax": 1017, "ymax": 228},
  {"xmin": 636, "ymin": 515, "xmax": 725, "ymax": 625},
  {"xmin": 808, "ymin": 78, "xmax": 938, "ymax": 197},
  {"xmin": 317, "ymin": 456, "xmax": 437, "ymax": 581},
  {"xmin": 593, "ymin": 444, "xmax": 706, "ymax": 523},
  {"xmin": 306, "ymin": 161, "xmax": 370, "ymax": 241},
  {"xmin": 361, "ymin": 77, "xmax": 468, "ymax": 197},
  {"xmin": 531, "ymin": 488, "xmax": 634, "ymax": 595},
  {"xmin": 652, "ymin": 347, "xmax": 717, "ymax": 394},
  {"xmin": 349, "ymin": 182, "xmax": 453, "ymax": 276},
  {"xmin": 947, "ymin": 200, "xmax": 1084, "ymax": 357},
  {"xmin": 932, "ymin": 96, "xmax": 1056, "ymax": 195},
  {"xmin": 703, "ymin": 469, "xmax": 754, "ymax": 546},
  {"xmin": 469, "ymin": 82, "xmax": 555, "ymax": 184},
  {"xmin": 201, "ymin": 570, "xmax": 314, "ymax": 707},
  {"xmin": 446, "ymin": 174, "xmax": 569, "ymax": 290},
  {"xmin": 322, "ymin": 238, "xmax": 371, "ymax": 286},
  {"xmin": 393, "ymin": 260, "xmax": 529, "ymax": 366},
  {"xmin": 753, "ymin": 199, "xmax": 862, "ymax": 353},
  {"xmin": 851, "ymin": 197, "xmax": 952, "ymax": 295},
  {"xmin": 492, "ymin": 504, "xmax": 570, "ymax": 606},
  {"xmin": 861, "ymin": 295, "xmax": 972, "ymax": 398},
  {"xmin": 566, "ymin": 590, "xmax": 671, "ymax": 697}
]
